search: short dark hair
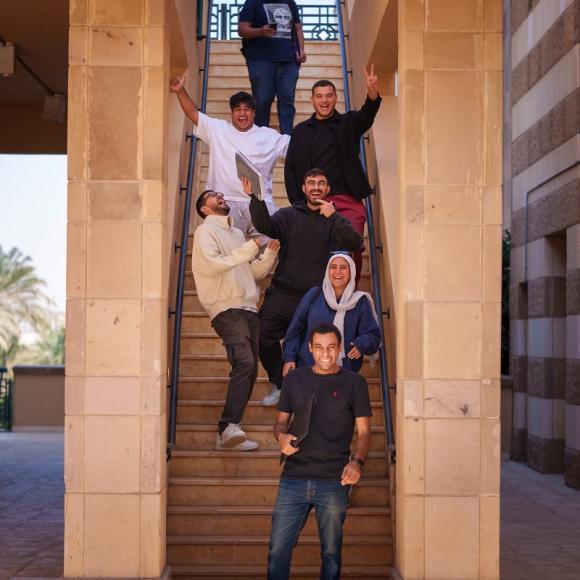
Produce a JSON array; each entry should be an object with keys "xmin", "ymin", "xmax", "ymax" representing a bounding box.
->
[
  {"xmin": 195, "ymin": 190, "xmax": 213, "ymax": 219},
  {"xmin": 303, "ymin": 168, "xmax": 329, "ymax": 183},
  {"xmin": 312, "ymin": 79, "xmax": 336, "ymax": 94},
  {"xmin": 308, "ymin": 322, "xmax": 342, "ymax": 345},
  {"xmin": 229, "ymin": 91, "xmax": 256, "ymax": 111}
]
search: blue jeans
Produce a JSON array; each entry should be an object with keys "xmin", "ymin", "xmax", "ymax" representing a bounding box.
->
[
  {"xmin": 246, "ymin": 60, "xmax": 299, "ymax": 135},
  {"xmin": 267, "ymin": 478, "xmax": 350, "ymax": 580}
]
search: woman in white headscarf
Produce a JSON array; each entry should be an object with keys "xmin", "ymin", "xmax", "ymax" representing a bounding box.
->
[{"xmin": 282, "ymin": 252, "xmax": 381, "ymax": 375}]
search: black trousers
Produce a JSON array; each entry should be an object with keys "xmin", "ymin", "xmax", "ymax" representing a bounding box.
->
[
  {"xmin": 258, "ymin": 286, "xmax": 304, "ymax": 389},
  {"xmin": 212, "ymin": 309, "xmax": 260, "ymax": 433}
]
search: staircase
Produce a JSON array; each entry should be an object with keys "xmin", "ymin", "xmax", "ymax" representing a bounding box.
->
[{"xmin": 167, "ymin": 40, "xmax": 394, "ymax": 579}]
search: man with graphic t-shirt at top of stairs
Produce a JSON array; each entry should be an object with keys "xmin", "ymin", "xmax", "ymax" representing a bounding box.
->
[
  {"xmin": 169, "ymin": 75, "xmax": 290, "ymax": 238},
  {"xmin": 238, "ymin": 0, "xmax": 306, "ymax": 135},
  {"xmin": 244, "ymin": 168, "xmax": 363, "ymax": 407},
  {"xmin": 285, "ymin": 65, "xmax": 382, "ymax": 282}
]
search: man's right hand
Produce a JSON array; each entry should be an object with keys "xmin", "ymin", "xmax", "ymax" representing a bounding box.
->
[
  {"xmin": 317, "ymin": 199, "xmax": 336, "ymax": 218},
  {"xmin": 169, "ymin": 75, "xmax": 186, "ymax": 93},
  {"xmin": 282, "ymin": 361, "xmax": 296, "ymax": 377},
  {"xmin": 278, "ymin": 433, "xmax": 299, "ymax": 455}
]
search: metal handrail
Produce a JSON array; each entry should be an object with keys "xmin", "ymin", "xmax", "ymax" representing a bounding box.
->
[
  {"xmin": 167, "ymin": 0, "xmax": 213, "ymax": 458},
  {"xmin": 336, "ymin": 0, "xmax": 395, "ymax": 462}
]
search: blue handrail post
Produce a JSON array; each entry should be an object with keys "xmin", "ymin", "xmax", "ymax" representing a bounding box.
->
[{"xmin": 335, "ymin": 0, "xmax": 395, "ymax": 462}]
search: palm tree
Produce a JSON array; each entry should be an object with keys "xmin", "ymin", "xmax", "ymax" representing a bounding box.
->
[{"xmin": 0, "ymin": 245, "xmax": 53, "ymax": 365}]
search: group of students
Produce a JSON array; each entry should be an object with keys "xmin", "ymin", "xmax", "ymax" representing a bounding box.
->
[{"xmin": 169, "ymin": 11, "xmax": 382, "ymax": 576}]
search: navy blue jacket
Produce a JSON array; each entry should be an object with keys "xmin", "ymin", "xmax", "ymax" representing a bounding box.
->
[{"xmin": 283, "ymin": 286, "xmax": 381, "ymax": 373}]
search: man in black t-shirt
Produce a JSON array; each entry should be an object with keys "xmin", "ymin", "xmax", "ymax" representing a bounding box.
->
[
  {"xmin": 267, "ymin": 323, "xmax": 372, "ymax": 580},
  {"xmin": 238, "ymin": 0, "xmax": 306, "ymax": 135}
]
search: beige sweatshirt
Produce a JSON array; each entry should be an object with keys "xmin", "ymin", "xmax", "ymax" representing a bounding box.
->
[{"xmin": 191, "ymin": 215, "xmax": 277, "ymax": 321}]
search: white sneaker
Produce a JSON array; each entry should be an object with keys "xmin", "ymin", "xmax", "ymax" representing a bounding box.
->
[
  {"xmin": 215, "ymin": 432, "xmax": 259, "ymax": 451},
  {"xmin": 217, "ymin": 423, "xmax": 247, "ymax": 448},
  {"xmin": 261, "ymin": 384, "xmax": 281, "ymax": 407}
]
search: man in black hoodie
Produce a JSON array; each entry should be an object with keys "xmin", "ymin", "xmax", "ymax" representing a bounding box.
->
[
  {"xmin": 246, "ymin": 168, "xmax": 362, "ymax": 406},
  {"xmin": 284, "ymin": 66, "xmax": 382, "ymax": 280}
]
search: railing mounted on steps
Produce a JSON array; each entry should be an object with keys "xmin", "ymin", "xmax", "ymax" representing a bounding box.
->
[
  {"xmin": 336, "ymin": 0, "xmax": 396, "ymax": 463},
  {"xmin": 167, "ymin": 0, "xmax": 213, "ymax": 459}
]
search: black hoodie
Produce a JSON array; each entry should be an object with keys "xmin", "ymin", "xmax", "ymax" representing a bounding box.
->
[{"xmin": 249, "ymin": 197, "xmax": 363, "ymax": 294}]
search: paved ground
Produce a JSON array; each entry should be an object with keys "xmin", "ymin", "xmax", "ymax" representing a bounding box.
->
[{"xmin": 0, "ymin": 433, "xmax": 579, "ymax": 579}]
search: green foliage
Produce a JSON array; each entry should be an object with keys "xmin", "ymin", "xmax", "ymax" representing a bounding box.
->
[
  {"xmin": 0, "ymin": 245, "xmax": 59, "ymax": 367},
  {"xmin": 501, "ymin": 230, "xmax": 511, "ymax": 376}
]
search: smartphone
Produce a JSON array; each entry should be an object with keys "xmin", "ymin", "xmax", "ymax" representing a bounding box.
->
[{"xmin": 269, "ymin": 22, "xmax": 277, "ymax": 31}]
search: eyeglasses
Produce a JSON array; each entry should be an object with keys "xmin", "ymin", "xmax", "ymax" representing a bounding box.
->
[
  {"xmin": 201, "ymin": 190, "xmax": 225, "ymax": 203},
  {"xmin": 305, "ymin": 180, "xmax": 328, "ymax": 188}
]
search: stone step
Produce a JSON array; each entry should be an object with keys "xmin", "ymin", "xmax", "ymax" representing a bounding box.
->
[
  {"xmin": 208, "ymin": 75, "xmax": 344, "ymax": 91},
  {"xmin": 210, "ymin": 52, "xmax": 342, "ymax": 67},
  {"xmin": 166, "ymin": 504, "xmax": 391, "ymax": 536},
  {"xmin": 175, "ymin": 375, "xmax": 382, "ymax": 402},
  {"xmin": 183, "ymin": 272, "xmax": 373, "ymax": 293},
  {"xmin": 174, "ymin": 423, "xmax": 387, "ymax": 451},
  {"xmin": 169, "ymin": 449, "xmax": 388, "ymax": 478},
  {"xmin": 210, "ymin": 40, "xmax": 340, "ymax": 55},
  {"xmin": 209, "ymin": 64, "xmax": 343, "ymax": 78},
  {"xmin": 167, "ymin": 533, "xmax": 392, "ymax": 567},
  {"xmin": 170, "ymin": 564, "xmax": 392, "ymax": 579},
  {"xmin": 168, "ymin": 476, "xmax": 390, "ymax": 507},
  {"xmin": 176, "ymin": 399, "xmax": 384, "ymax": 425}
]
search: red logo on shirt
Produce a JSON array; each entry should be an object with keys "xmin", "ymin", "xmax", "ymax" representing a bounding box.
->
[{"xmin": 332, "ymin": 391, "xmax": 338, "ymax": 397}]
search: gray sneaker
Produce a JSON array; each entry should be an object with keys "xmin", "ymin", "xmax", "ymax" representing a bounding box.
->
[
  {"xmin": 261, "ymin": 384, "xmax": 281, "ymax": 407},
  {"xmin": 215, "ymin": 433, "xmax": 259, "ymax": 451}
]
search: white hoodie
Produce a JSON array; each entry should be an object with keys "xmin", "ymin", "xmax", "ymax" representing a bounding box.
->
[{"xmin": 191, "ymin": 215, "xmax": 277, "ymax": 320}]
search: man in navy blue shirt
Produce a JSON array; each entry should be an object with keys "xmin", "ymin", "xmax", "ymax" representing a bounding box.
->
[{"xmin": 238, "ymin": 0, "xmax": 305, "ymax": 135}]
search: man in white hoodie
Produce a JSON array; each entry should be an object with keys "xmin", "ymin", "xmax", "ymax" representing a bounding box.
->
[{"xmin": 192, "ymin": 186, "xmax": 280, "ymax": 450}]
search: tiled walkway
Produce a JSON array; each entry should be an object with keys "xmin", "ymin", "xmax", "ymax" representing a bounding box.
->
[
  {"xmin": 1, "ymin": 433, "xmax": 579, "ymax": 579},
  {"xmin": 0, "ymin": 433, "xmax": 63, "ymax": 580}
]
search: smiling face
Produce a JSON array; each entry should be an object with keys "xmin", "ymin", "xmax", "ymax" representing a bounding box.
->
[
  {"xmin": 201, "ymin": 191, "xmax": 230, "ymax": 217},
  {"xmin": 231, "ymin": 103, "xmax": 255, "ymax": 132},
  {"xmin": 311, "ymin": 84, "xmax": 338, "ymax": 120},
  {"xmin": 302, "ymin": 174, "xmax": 330, "ymax": 209},
  {"xmin": 309, "ymin": 331, "xmax": 341, "ymax": 374},
  {"xmin": 328, "ymin": 257, "xmax": 351, "ymax": 293}
]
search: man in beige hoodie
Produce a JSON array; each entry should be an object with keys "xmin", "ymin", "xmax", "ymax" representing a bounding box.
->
[{"xmin": 192, "ymin": 187, "xmax": 280, "ymax": 451}]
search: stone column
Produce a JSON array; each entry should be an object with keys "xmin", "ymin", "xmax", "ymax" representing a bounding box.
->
[
  {"xmin": 524, "ymin": 236, "xmax": 566, "ymax": 473},
  {"xmin": 565, "ymin": 224, "xmax": 580, "ymax": 488},
  {"xmin": 65, "ymin": 0, "xmax": 170, "ymax": 577},
  {"xmin": 397, "ymin": 1, "xmax": 502, "ymax": 578}
]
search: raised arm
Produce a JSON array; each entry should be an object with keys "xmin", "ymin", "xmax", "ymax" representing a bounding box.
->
[{"xmin": 169, "ymin": 75, "xmax": 199, "ymax": 125}]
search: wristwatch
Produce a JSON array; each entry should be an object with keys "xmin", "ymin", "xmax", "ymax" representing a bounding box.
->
[{"xmin": 350, "ymin": 455, "xmax": 364, "ymax": 469}]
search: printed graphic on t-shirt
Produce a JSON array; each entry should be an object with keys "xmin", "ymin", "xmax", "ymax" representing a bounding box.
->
[{"xmin": 263, "ymin": 3, "xmax": 293, "ymax": 39}]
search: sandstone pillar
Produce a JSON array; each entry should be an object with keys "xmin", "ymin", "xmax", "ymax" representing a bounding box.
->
[
  {"xmin": 65, "ymin": 0, "xmax": 170, "ymax": 576},
  {"xmin": 396, "ymin": 1, "xmax": 502, "ymax": 577}
]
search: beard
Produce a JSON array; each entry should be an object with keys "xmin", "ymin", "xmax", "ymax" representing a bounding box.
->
[{"xmin": 215, "ymin": 204, "xmax": 230, "ymax": 216}]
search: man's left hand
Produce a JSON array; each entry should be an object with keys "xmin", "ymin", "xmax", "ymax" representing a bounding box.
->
[
  {"xmin": 340, "ymin": 461, "xmax": 362, "ymax": 485},
  {"xmin": 364, "ymin": 64, "xmax": 379, "ymax": 100},
  {"xmin": 297, "ymin": 51, "xmax": 307, "ymax": 64}
]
